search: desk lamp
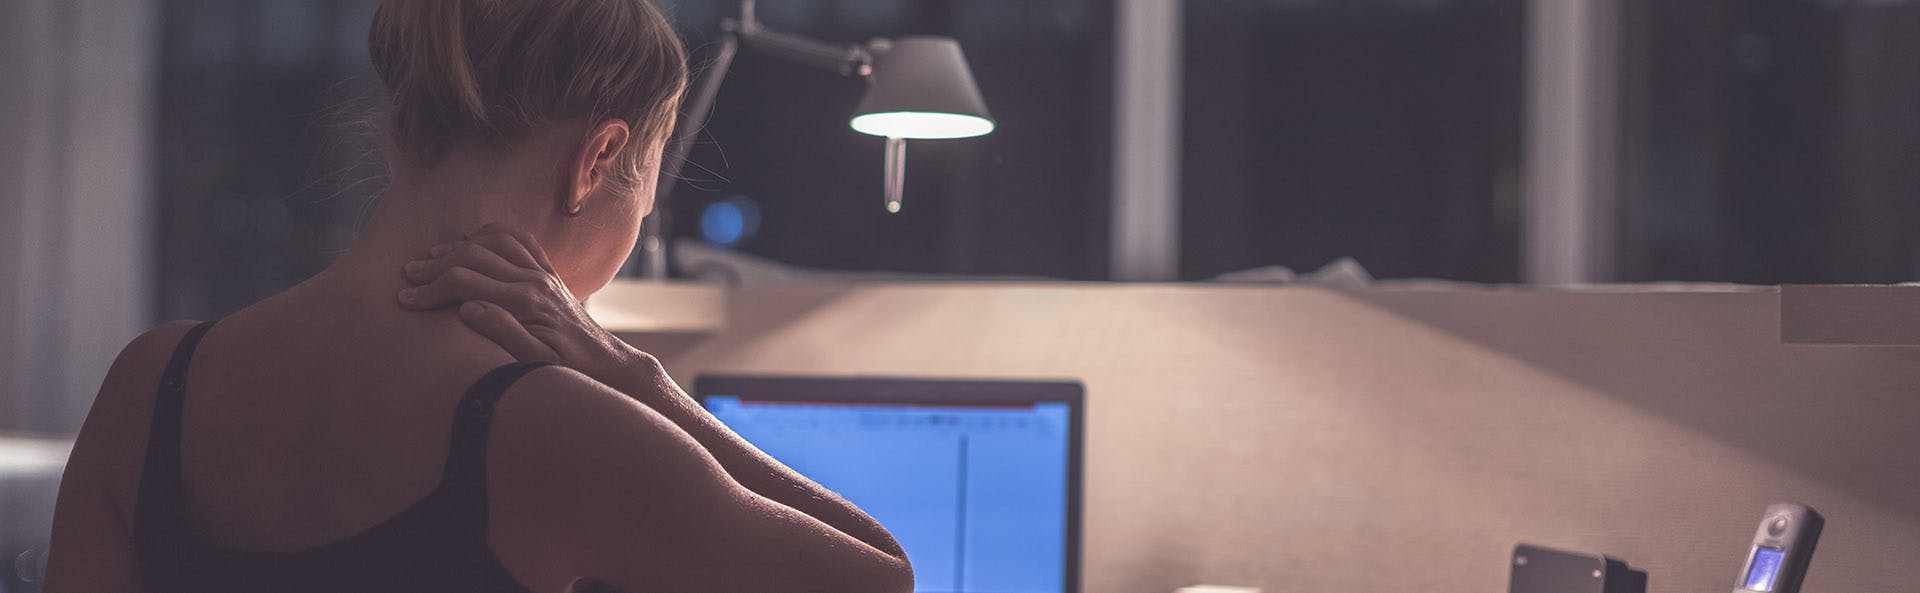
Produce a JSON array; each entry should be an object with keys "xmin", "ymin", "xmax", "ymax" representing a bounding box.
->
[{"xmin": 633, "ymin": 0, "xmax": 996, "ymax": 278}]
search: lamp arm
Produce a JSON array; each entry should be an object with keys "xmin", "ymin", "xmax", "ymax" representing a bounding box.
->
[
  {"xmin": 729, "ymin": 0, "xmax": 875, "ymax": 77},
  {"xmin": 732, "ymin": 21, "xmax": 874, "ymax": 77},
  {"xmin": 627, "ymin": 0, "xmax": 888, "ymax": 279}
]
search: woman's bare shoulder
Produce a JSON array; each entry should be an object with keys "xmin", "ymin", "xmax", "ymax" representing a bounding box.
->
[
  {"xmin": 490, "ymin": 364, "xmax": 686, "ymax": 449},
  {"xmin": 85, "ymin": 319, "xmax": 206, "ymax": 436},
  {"xmin": 488, "ymin": 363, "xmax": 727, "ymax": 501},
  {"xmin": 113, "ymin": 319, "xmax": 204, "ymax": 373},
  {"xmin": 63, "ymin": 320, "xmax": 208, "ymax": 519},
  {"xmin": 482, "ymin": 364, "xmax": 724, "ymax": 590},
  {"xmin": 93, "ymin": 319, "xmax": 205, "ymax": 417}
]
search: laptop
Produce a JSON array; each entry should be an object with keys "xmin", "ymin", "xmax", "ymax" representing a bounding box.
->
[{"xmin": 695, "ymin": 375, "xmax": 1085, "ymax": 593}]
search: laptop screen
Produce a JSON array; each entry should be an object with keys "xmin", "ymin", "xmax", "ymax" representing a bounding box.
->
[{"xmin": 698, "ymin": 378, "xmax": 1081, "ymax": 593}]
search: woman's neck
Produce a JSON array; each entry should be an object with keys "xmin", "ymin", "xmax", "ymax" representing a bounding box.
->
[
  {"xmin": 348, "ymin": 154, "xmax": 558, "ymax": 263},
  {"xmin": 300, "ymin": 163, "xmax": 554, "ymax": 314}
]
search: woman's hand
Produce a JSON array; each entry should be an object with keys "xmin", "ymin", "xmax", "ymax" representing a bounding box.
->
[{"xmin": 396, "ymin": 224, "xmax": 659, "ymax": 390}]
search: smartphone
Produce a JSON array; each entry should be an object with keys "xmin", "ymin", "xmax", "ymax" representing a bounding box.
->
[{"xmin": 1732, "ymin": 503, "xmax": 1823, "ymax": 593}]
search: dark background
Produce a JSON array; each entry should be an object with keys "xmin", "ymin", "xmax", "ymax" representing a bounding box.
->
[
  {"xmin": 1617, "ymin": 0, "xmax": 1920, "ymax": 283},
  {"xmin": 1180, "ymin": 0, "xmax": 1525, "ymax": 282}
]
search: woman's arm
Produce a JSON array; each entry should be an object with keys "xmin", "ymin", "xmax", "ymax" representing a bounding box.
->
[
  {"xmin": 46, "ymin": 322, "xmax": 197, "ymax": 593},
  {"xmin": 596, "ymin": 355, "xmax": 908, "ymax": 561},
  {"xmin": 45, "ymin": 477, "xmax": 144, "ymax": 593},
  {"xmin": 490, "ymin": 366, "xmax": 912, "ymax": 593},
  {"xmin": 396, "ymin": 226, "xmax": 908, "ymax": 564}
]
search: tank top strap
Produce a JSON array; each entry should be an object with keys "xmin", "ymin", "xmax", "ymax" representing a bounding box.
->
[
  {"xmin": 441, "ymin": 361, "xmax": 555, "ymax": 487},
  {"xmin": 136, "ymin": 319, "xmax": 219, "ymax": 533}
]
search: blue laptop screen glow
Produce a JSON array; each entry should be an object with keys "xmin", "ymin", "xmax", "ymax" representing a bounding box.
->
[{"xmin": 704, "ymin": 395, "xmax": 1071, "ymax": 593}]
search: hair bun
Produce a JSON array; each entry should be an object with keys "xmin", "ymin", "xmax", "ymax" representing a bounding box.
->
[
  {"xmin": 370, "ymin": 0, "xmax": 490, "ymax": 149},
  {"xmin": 368, "ymin": 0, "xmax": 687, "ymax": 188}
]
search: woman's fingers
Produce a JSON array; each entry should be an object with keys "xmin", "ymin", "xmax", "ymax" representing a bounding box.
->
[
  {"xmin": 457, "ymin": 301, "xmax": 561, "ymax": 362},
  {"xmin": 405, "ymin": 240, "xmax": 539, "ymax": 285},
  {"xmin": 474, "ymin": 223, "xmax": 558, "ymax": 274},
  {"xmin": 392, "ymin": 225, "xmax": 648, "ymax": 389},
  {"xmin": 397, "ymin": 266, "xmax": 530, "ymax": 311},
  {"xmin": 464, "ymin": 231, "xmax": 547, "ymax": 273}
]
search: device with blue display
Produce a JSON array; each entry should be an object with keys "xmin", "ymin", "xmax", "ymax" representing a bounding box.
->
[
  {"xmin": 694, "ymin": 375, "xmax": 1084, "ymax": 593},
  {"xmin": 1733, "ymin": 503, "xmax": 1822, "ymax": 593}
]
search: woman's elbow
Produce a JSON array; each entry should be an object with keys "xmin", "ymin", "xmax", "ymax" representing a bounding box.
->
[
  {"xmin": 830, "ymin": 553, "xmax": 912, "ymax": 593},
  {"xmin": 871, "ymin": 555, "xmax": 913, "ymax": 593}
]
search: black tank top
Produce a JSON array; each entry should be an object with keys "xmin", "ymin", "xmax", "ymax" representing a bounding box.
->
[{"xmin": 132, "ymin": 320, "xmax": 552, "ymax": 593}]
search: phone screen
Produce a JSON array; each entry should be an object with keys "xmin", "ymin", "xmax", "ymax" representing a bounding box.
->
[{"xmin": 1743, "ymin": 547, "xmax": 1786, "ymax": 591}]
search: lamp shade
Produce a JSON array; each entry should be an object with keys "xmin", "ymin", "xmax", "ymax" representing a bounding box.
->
[{"xmin": 850, "ymin": 36, "xmax": 995, "ymax": 140}]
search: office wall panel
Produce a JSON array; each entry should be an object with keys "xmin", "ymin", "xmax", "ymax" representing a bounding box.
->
[{"xmin": 639, "ymin": 284, "xmax": 1919, "ymax": 593}]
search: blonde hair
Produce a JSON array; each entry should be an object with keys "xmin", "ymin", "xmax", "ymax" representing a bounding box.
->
[{"xmin": 368, "ymin": 0, "xmax": 688, "ymax": 190}]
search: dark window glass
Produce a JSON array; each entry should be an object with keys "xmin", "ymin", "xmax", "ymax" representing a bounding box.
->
[
  {"xmin": 156, "ymin": 0, "xmax": 387, "ymax": 319},
  {"xmin": 659, "ymin": 0, "xmax": 1113, "ymax": 279},
  {"xmin": 1180, "ymin": 0, "xmax": 1525, "ymax": 281},
  {"xmin": 1617, "ymin": 0, "xmax": 1920, "ymax": 283}
]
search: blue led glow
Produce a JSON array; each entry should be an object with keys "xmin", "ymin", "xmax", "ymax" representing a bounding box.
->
[
  {"xmin": 701, "ymin": 202, "xmax": 744, "ymax": 245},
  {"xmin": 699, "ymin": 196, "xmax": 761, "ymax": 247}
]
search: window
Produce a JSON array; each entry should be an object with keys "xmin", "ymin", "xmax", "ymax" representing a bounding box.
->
[
  {"xmin": 1180, "ymin": 0, "xmax": 1525, "ymax": 281},
  {"xmin": 156, "ymin": 0, "xmax": 387, "ymax": 318},
  {"xmin": 1616, "ymin": 0, "xmax": 1920, "ymax": 283}
]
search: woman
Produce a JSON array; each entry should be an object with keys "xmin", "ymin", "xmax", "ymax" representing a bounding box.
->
[{"xmin": 44, "ymin": 1, "xmax": 914, "ymax": 592}]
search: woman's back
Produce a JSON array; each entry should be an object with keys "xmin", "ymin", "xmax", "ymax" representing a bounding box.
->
[
  {"xmin": 126, "ymin": 286, "xmax": 551, "ymax": 591},
  {"xmin": 163, "ymin": 287, "xmax": 513, "ymax": 553}
]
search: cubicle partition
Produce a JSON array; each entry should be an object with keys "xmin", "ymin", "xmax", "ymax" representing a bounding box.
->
[{"xmin": 620, "ymin": 282, "xmax": 1919, "ymax": 593}]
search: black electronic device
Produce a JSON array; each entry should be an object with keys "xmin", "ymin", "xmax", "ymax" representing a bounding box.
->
[
  {"xmin": 1731, "ymin": 503, "xmax": 1823, "ymax": 593},
  {"xmin": 1509, "ymin": 544, "xmax": 1647, "ymax": 593}
]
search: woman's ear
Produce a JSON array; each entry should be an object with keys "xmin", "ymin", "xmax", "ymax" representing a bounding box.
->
[{"xmin": 566, "ymin": 120, "xmax": 632, "ymax": 215}]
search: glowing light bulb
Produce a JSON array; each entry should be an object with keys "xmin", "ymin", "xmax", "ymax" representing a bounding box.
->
[{"xmin": 850, "ymin": 111, "xmax": 995, "ymax": 140}]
